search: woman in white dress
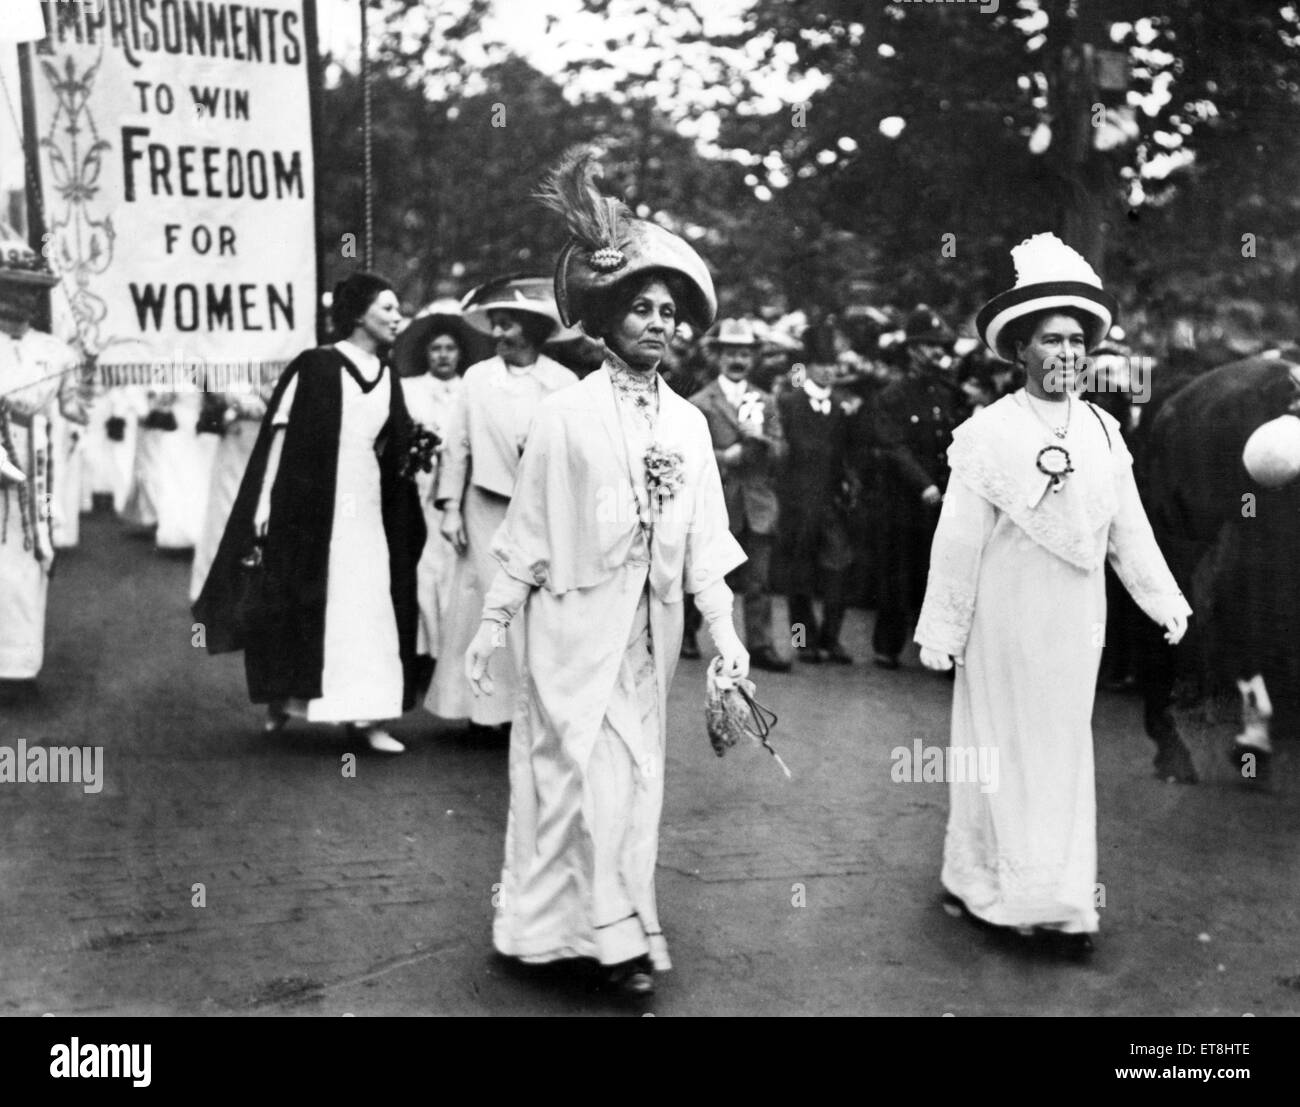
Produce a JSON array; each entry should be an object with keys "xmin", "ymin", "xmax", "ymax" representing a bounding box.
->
[
  {"xmin": 194, "ymin": 272, "xmax": 426, "ymax": 754},
  {"xmin": 189, "ymin": 387, "xmax": 269, "ymax": 603},
  {"xmin": 466, "ymin": 151, "xmax": 749, "ymax": 996},
  {"xmin": 427, "ymin": 276, "xmax": 576, "ymax": 734},
  {"xmin": 0, "ymin": 238, "xmax": 84, "ymax": 681},
  {"xmin": 396, "ymin": 309, "xmax": 467, "ymax": 693},
  {"xmin": 915, "ymin": 234, "xmax": 1190, "ymax": 958}
]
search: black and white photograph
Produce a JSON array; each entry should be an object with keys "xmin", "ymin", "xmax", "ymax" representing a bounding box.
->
[{"xmin": 0, "ymin": 0, "xmax": 1297, "ymax": 1054}]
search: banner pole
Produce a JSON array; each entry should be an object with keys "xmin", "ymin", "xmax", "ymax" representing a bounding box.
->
[
  {"xmin": 16, "ymin": 41, "xmax": 50, "ymax": 334},
  {"xmin": 361, "ymin": 0, "xmax": 374, "ymax": 271},
  {"xmin": 304, "ymin": 0, "xmax": 327, "ymax": 344}
]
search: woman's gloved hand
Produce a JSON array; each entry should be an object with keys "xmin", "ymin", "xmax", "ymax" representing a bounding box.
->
[
  {"xmin": 466, "ymin": 619, "xmax": 507, "ymax": 696},
  {"xmin": 919, "ymin": 646, "xmax": 956, "ymax": 672}
]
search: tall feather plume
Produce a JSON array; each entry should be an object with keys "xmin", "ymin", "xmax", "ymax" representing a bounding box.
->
[{"xmin": 535, "ymin": 147, "xmax": 627, "ymax": 251}]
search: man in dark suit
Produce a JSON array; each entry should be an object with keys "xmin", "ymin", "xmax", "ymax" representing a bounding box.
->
[
  {"xmin": 871, "ymin": 305, "xmax": 964, "ymax": 669},
  {"xmin": 690, "ymin": 318, "xmax": 789, "ymax": 671},
  {"xmin": 778, "ymin": 322, "xmax": 859, "ymax": 664}
]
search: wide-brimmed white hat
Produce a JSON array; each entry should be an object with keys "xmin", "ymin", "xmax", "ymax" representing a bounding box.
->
[
  {"xmin": 460, "ymin": 275, "xmax": 564, "ymax": 339},
  {"xmin": 976, "ymin": 233, "xmax": 1118, "ymax": 360}
]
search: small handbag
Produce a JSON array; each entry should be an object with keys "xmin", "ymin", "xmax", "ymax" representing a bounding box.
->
[
  {"xmin": 229, "ymin": 536, "xmax": 268, "ymax": 641},
  {"xmin": 705, "ymin": 657, "xmax": 791, "ymax": 777},
  {"xmin": 105, "ymin": 416, "xmax": 126, "ymax": 442}
]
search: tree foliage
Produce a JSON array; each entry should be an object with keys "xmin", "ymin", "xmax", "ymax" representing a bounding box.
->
[{"xmin": 314, "ymin": 0, "xmax": 1300, "ymax": 330}]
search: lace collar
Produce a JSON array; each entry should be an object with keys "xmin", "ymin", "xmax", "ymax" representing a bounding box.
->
[
  {"xmin": 948, "ymin": 392, "xmax": 1119, "ymax": 571},
  {"xmin": 607, "ymin": 350, "xmax": 660, "ymax": 420}
]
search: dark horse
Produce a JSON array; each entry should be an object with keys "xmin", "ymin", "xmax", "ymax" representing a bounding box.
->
[{"xmin": 1131, "ymin": 352, "xmax": 1300, "ymax": 783}]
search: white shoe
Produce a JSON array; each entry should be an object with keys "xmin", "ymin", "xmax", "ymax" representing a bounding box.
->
[{"xmin": 365, "ymin": 728, "xmax": 405, "ymax": 754}]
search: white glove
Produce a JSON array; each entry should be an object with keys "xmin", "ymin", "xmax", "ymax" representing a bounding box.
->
[
  {"xmin": 919, "ymin": 646, "xmax": 956, "ymax": 672},
  {"xmin": 465, "ymin": 619, "xmax": 508, "ymax": 696},
  {"xmin": 695, "ymin": 577, "xmax": 749, "ymax": 679}
]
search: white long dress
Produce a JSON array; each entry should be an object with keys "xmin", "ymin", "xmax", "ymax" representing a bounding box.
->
[
  {"xmin": 0, "ymin": 329, "xmax": 79, "ymax": 678},
  {"xmin": 426, "ymin": 354, "xmax": 576, "ymax": 725},
  {"xmin": 50, "ymin": 406, "xmax": 85, "ymax": 549},
  {"xmin": 80, "ymin": 387, "xmax": 144, "ymax": 514},
  {"xmin": 399, "ymin": 372, "xmax": 462, "ymax": 657},
  {"xmin": 915, "ymin": 392, "xmax": 1190, "ymax": 934},
  {"xmin": 189, "ymin": 396, "xmax": 267, "ymax": 603},
  {"xmin": 484, "ymin": 364, "xmax": 746, "ymax": 969},
  {"xmin": 278, "ymin": 342, "xmax": 404, "ymax": 723}
]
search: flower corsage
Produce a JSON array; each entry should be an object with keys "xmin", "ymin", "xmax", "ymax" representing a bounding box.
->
[
  {"xmin": 644, "ymin": 442, "xmax": 685, "ymax": 512},
  {"xmin": 399, "ymin": 421, "xmax": 442, "ymax": 480}
]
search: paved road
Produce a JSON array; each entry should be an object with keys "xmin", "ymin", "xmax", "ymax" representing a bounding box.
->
[{"xmin": 1, "ymin": 510, "xmax": 1297, "ymax": 1016}]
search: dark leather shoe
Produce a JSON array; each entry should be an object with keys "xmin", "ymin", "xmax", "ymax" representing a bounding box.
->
[
  {"xmin": 1037, "ymin": 930, "xmax": 1095, "ymax": 961},
  {"xmin": 873, "ymin": 653, "xmax": 900, "ymax": 670},
  {"xmin": 606, "ymin": 955, "xmax": 655, "ymax": 996},
  {"xmin": 796, "ymin": 646, "xmax": 822, "ymax": 664},
  {"xmin": 750, "ymin": 647, "xmax": 792, "ymax": 673},
  {"xmin": 680, "ymin": 636, "xmax": 700, "ymax": 660}
]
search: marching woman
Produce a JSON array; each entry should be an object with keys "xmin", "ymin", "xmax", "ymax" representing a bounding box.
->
[
  {"xmin": 466, "ymin": 151, "xmax": 748, "ymax": 996},
  {"xmin": 914, "ymin": 234, "xmax": 1190, "ymax": 956},
  {"xmin": 0, "ymin": 230, "xmax": 85, "ymax": 681},
  {"xmin": 193, "ymin": 272, "xmax": 426, "ymax": 754},
  {"xmin": 189, "ymin": 385, "xmax": 269, "ymax": 603},
  {"xmin": 395, "ymin": 303, "xmax": 469, "ymax": 693},
  {"xmin": 426, "ymin": 276, "xmax": 576, "ymax": 734}
]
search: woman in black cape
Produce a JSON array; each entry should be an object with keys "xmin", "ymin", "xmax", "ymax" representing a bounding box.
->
[{"xmin": 194, "ymin": 272, "xmax": 426, "ymax": 753}]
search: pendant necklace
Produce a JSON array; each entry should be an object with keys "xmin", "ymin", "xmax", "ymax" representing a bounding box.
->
[
  {"xmin": 1021, "ymin": 390, "xmax": 1071, "ymax": 439},
  {"xmin": 1019, "ymin": 391, "xmax": 1075, "ymax": 507}
]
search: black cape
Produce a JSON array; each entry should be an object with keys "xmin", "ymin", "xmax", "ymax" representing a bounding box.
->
[{"xmin": 193, "ymin": 346, "xmax": 427, "ymax": 711}]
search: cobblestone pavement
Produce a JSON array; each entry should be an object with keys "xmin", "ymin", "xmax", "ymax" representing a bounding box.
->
[{"xmin": 2, "ymin": 511, "xmax": 1297, "ymax": 1016}]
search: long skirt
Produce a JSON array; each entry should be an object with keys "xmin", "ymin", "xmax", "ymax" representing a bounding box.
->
[
  {"xmin": 941, "ymin": 540, "xmax": 1104, "ymax": 935},
  {"xmin": 0, "ymin": 545, "xmax": 50, "ymax": 679},
  {"xmin": 283, "ymin": 430, "xmax": 403, "ymax": 724},
  {"xmin": 493, "ymin": 581, "xmax": 671, "ymax": 970},
  {"xmin": 414, "ymin": 471, "xmax": 455, "ymax": 658},
  {"xmin": 120, "ymin": 426, "xmax": 162, "ymax": 528},
  {"xmin": 189, "ymin": 419, "xmax": 259, "ymax": 603},
  {"xmin": 425, "ymin": 485, "xmax": 522, "ymax": 725},
  {"xmin": 51, "ymin": 417, "xmax": 83, "ymax": 550}
]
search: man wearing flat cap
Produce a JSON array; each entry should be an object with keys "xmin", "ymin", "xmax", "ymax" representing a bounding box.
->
[
  {"xmin": 690, "ymin": 318, "xmax": 789, "ymax": 671},
  {"xmin": 871, "ymin": 305, "xmax": 964, "ymax": 669}
]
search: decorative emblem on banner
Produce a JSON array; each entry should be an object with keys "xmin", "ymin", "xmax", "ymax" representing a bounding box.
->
[{"xmin": 40, "ymin": 53, "xmax": 117, "ymax": 358}]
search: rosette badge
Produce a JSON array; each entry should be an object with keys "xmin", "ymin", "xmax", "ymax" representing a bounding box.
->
[{"xmin": 1036, "ymin": 443, "xmax": 1073, "ymax": 491}]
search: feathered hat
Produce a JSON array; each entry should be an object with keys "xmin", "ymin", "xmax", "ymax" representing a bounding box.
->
[
  {"xmin": 536, "ymin": 148, "xmax": 717, "ymax": 333},
  {"xmin": 975, "ymin": 233, "xmax": 1118, "ymax": 360}
]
